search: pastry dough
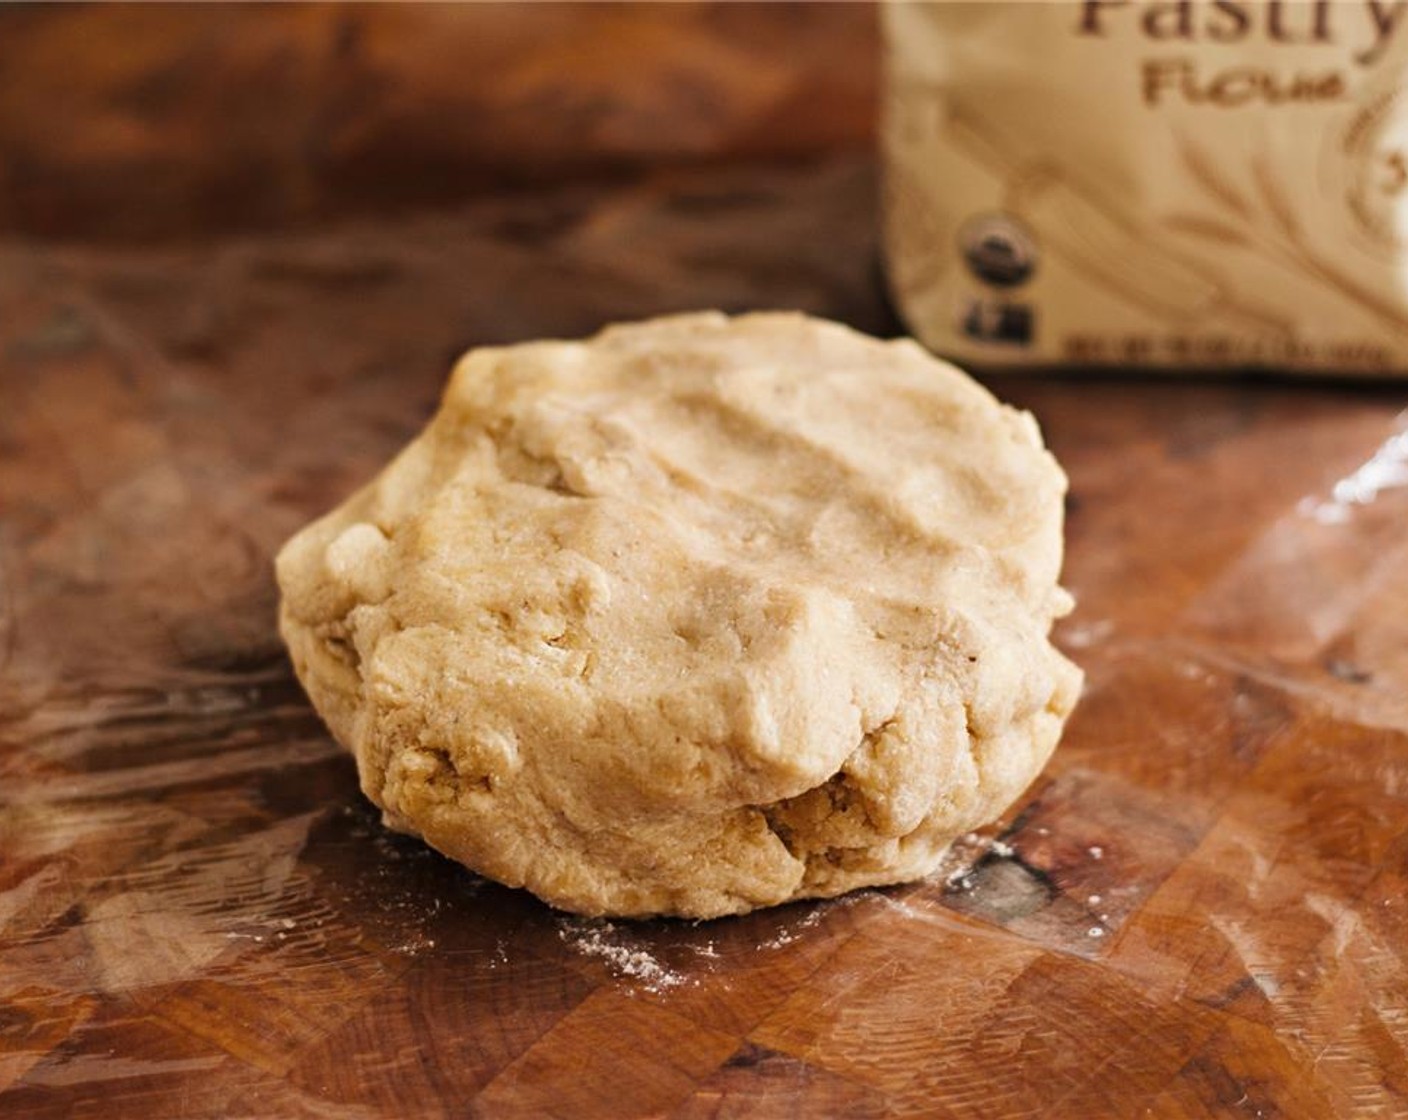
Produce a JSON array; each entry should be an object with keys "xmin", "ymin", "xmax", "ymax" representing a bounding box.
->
[{"xmin": 276, "ymin": 312, "xmax": 1081, "ymax": 918}]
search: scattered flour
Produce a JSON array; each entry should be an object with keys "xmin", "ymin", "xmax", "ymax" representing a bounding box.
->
[
  {"xmin": 761, "ymin": 905, "xmax": 826, "ymax": 949},
  {"xmin": 939, "ymin": 830, "xmax": 1021, "ymax": 893},
  {"xmin": 945, "ymin": 868, "xmax": 977, "ymax": 892},
  {"xmin": 390, "ymin": 934, "xmax": 436, "ymax": 956},
  {"xmin": 557, "ymin": 919, "xmax": 688, "ymax": 992},
  {"xmin": 1061, "ymin": 618, "xmax": 1115, "ymax": 650}
]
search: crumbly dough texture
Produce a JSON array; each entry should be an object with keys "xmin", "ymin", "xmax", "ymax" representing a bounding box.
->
[{"xmin": 277, "ymin": 312, "xmax": 1082, "ymax": 918}]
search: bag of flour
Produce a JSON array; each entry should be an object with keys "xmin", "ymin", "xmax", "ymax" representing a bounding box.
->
[{"xmin": 883, "ymin": 1, "xmax": 1408, "ymax": 374}]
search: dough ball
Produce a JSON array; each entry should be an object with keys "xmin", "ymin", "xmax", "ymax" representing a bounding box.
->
[{"xmin": 276, "ymin": 312, "xmax": 1081, "ymax": 918}]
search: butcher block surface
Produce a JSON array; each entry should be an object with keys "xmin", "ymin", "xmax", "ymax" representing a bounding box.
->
[{"xmin": 3, "ymin": 157, "xmax": 1407, "ymax": 1118}]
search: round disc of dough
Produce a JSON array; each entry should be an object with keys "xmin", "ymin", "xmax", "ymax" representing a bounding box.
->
[{"xmin": 276, "ymin": 312, "xmax": 1082, "ymax": 918}]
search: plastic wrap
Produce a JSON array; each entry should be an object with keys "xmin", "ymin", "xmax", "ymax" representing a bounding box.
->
[{"xmin": 3, "ymin": 159, "xmax": 1407, "ymax": 1117}]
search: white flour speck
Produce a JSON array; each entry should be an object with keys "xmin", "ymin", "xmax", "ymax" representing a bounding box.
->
[
  {"xmin": 761, "ymin": 906, "xmax": 825, "ymax": 949},
  {"xmin": 1063, "ymin": 618, "xmax": 1115, "ymax": 650},
  {"xmin": 557, "ymin": 920, "xmax": 687, "ymax": 992},
  {"xmin": 390, "ymin": 934, "xmax": 436, "ymax": 956}
]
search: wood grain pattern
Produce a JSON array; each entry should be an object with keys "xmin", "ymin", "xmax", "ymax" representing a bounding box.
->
[
  {"xmin": 0, "ymin": 3, "xmax": 876, "ymax": 241},
  {"xmin": 2, "ymin": 157, "xmax": 1407, "ymax": 1118}
]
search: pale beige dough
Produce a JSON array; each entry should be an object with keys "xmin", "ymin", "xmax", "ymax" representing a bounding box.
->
[{"xmin": 276, "ymin": 312, "xmax": 1082, "ymax": 918}]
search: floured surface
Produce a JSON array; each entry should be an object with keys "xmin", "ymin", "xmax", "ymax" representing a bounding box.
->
[
  {"xmin": 276, "ymin": 312, "xmax": 1079, "ymax": 917},
  {"xmin": 3, "ymin": 159, "xmax": 1408, "ymax": 1117}
]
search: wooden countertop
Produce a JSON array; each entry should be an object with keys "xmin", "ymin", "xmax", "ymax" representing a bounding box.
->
[{"xmin": 2, "ymin": 157, "xmax": 1406, "ymax": 1119}]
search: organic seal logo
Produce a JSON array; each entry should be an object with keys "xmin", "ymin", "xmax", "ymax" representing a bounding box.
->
[
  {"xmin": 1341, "ymin": 86, "xmax": 1408, "ymax": 255},
  {"xmin": 958, "ymin": 213, "xmax": 1038, "ymax": 288}
]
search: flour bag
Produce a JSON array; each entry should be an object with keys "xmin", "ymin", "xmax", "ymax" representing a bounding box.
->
[{"xmin": 883, "ymin": 1, "xmax": 1408, "ymax": 373}]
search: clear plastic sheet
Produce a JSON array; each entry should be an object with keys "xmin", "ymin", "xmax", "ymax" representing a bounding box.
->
[{"xmin": 3, "ymin": 159, "xmax": 1407, "ymax": 1117}]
